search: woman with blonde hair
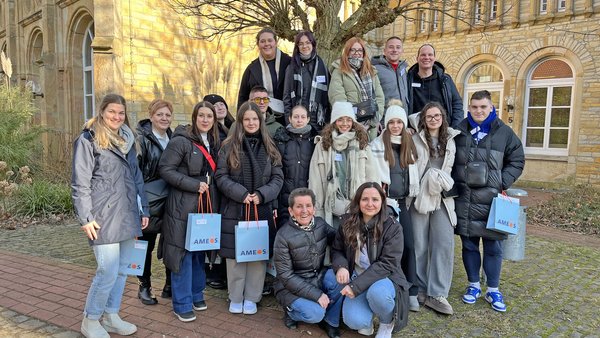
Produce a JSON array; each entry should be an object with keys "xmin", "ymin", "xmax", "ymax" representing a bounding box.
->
[
  {"xmin": 329, "ymin": 37, "xmax": 385, "ymax": 140},
  {"xmin": 309, "ymin": 101, "xmax": 378, "ymax": 229},
  {"xmin": 72, "ymin": 93, "xmax": 149, "ymax": 338}
]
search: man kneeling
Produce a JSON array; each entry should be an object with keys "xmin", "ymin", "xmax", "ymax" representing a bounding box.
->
[{"xmin": 273, "ymin": 188, "xmax": 343, "ymax": 338}]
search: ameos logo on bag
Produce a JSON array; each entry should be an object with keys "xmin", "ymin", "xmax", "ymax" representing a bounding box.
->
[
  {"xmin": 239, "ymin": 248, "xmax": 268, "ymax": 257},
  {"xmin": 193, "ymin": 237, "xmax": 219, "ymax": 245}
]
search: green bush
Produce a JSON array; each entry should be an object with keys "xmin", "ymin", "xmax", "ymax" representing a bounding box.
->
[
  {"xmin": 14, "ymin": 180, "xmax": 73, "ymax": 217},
  {"xmin": 0, "ymin": 83, "xmax": 43, "ymax": 167}
]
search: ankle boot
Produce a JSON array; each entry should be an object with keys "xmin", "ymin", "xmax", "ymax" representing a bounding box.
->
[
  {"xmin": 102, "ymin": 313, "xmax": 137, "ymax": 336},
  {"xmin": 138, "ymin": 285, "xmax": 158, "ymax": 305},
  {"xmin": 81, "ymin": 318, "xmax": 109, "ymax": 338}
]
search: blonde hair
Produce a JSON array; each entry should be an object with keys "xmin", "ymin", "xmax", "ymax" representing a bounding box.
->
[{"xmin": 84, "ymin": 94, "xmax": 138, "ymax": 153}]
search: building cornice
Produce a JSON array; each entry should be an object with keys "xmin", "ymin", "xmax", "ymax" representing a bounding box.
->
[
  {"xmin": 56, "ymin": 0, "xmax": 80, "ymax": 9},
  {"xmin": 19, "ymin": 10, "xmax": 42, "ymax": 28}
]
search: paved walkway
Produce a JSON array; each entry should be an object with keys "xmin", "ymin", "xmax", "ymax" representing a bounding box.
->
[{"xmin": 0, "ymin": 210, "xmax": 599, "ymax": 337}]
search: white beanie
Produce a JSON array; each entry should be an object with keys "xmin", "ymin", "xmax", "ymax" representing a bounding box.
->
[
  {"xmin": 330, "ymin": 101, "xmax": 357, "ymax": 124},
  {"xmin": 384, "ymin": 105, "xmax": 408, "ymax": 128}
]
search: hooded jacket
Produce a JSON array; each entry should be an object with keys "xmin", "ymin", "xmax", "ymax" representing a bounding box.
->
[
  {"xmin": 371, "ymin": 55, "xmax": 409, "ymax": 109},
  {"xmin": 452, "ymin": 118, "xmax": 525, "ymax": 240},
  {"xmin": 71, "ymin": 126, "xmax": 148, "ymax": 246},
  {"xmin": 273, "ymin": 216, "xmax": 336, "ymax": 308},
  {"xmin": 406, "ymin": 61, "xmax": 463, "ymax": 127},
  {"xmin": 158, "ymin": 125, "xmax": 220, "ymax": 273}
]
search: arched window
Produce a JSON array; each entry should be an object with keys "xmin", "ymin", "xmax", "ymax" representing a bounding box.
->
[
  {"xmin": 523, "ymin": 59, "xmax": 573, "ymax": 155},
  {"xmin": 463, "ymin": 63, "xmax": 504, "ymax": 117},
  {"xmin": 83, "ymin": 23, "xmax": 94, "ymax": 121}
]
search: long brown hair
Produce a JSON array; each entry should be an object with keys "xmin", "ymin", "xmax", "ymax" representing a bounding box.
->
[
  {"xmin": 338, "ymin": 37, "xmax": 374, "ymax": 77},
  {"xmin": 319, "ymin": 121, "xmax": 369, "ymax": 151},
  {"xmin": 190, "ymin": 101, "xmax": 221, "ymax": 150},
  {"xmin": 382, "ymin": 127, "xmax": 417, "ymax": 168},
  {"xmin": 222, "ymin": 101, "xmax": 282, "ymax": 169},
  {"xmin": 418, "ymin": 102, "xmax": 449, "ymax": 157},
  {"xmin": 341, "ymin": 182, "xmax": 387, "ymax": 251},
  {"xmin": 84, "ymin": 94, "xmax": 139, "ymax": 152}
]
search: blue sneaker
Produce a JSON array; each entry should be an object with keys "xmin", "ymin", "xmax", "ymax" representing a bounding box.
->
[
  {"xmin": 462, "ymin": 286, "xmax": 482, "ymax": 304},
  {"xmin": 485, "ymin": 291, "xmax": 507, "ymax": 312}
]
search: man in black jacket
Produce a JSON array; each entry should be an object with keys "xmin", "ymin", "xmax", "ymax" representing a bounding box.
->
[
  {"xmin": 406, "ymin": 44, "xmax": 464, "ymax": 127},
  {"xmin": 453, "ymin": 90, "xmax": 524, "ymax": 313},
  {"xmin": 273, "ymin": 188, "xmax": 342, "ymax": 338}
]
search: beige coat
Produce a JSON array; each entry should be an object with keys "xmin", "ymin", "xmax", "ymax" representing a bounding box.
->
[{"xmin": 308, "ymin": 136, "xmax": 379, "ymax": 226}]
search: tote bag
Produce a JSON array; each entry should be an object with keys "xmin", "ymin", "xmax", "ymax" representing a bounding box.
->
[
  {"xmin": 185, "ymin": 190, "xmax": 221, "ymax": 251},
  {"xmin": 235, "ymin": 203, "xmax": 269, "ymax": 263},
  {"xmin": 122, "ymin": 239, "xmax": 148, "ymax": 276},
  {"xmin": 486, "ymin": 192, "xmax": 519, "ymax": 235}
]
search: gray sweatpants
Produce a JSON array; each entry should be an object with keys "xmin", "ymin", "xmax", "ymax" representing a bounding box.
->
[
  {"xmin": 226, "ymin": 258, "xmax": 266, "ymax": 303},
  {"xmin": 410, "ymin": 204, "xmax": 454, "ymax": 298}
]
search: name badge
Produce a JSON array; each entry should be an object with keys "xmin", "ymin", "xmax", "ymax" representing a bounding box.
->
[
  {"xmin": 335, "ymin": 153, "xmax": 343, "ymax": 162},
  {"xmin": 411, "ymin": 83, "xmax": 421, "ymax": 88},
  {"xmin": 316, "ymin": 75, "xmax": 326, "ymax": 83},
  {"xmin": 400, "ymin": 68, "xmax": 406, "ymax": 76}
]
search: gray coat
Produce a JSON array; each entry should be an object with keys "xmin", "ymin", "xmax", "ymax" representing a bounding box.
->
[
  {"xmin": 371, "ymin": 55, "xmax": 409, "ymax": 109},
  {"xmin": 71, "ymin": 130, "xmax": 148, "ymax": 246}
]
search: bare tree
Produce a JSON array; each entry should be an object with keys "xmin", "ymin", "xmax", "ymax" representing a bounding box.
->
[{"xmin": 167, "ymin": 0, "xmax": 488, "ymax": 64}]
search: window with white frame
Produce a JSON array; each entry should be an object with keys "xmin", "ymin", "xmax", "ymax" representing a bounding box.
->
[
  {"xmin": 463, "ymin": 63, "xmax": 504, "ymax": 117},
  {"xmin": 523, "ymin": 59, "xmax": 573, "ymax": 155},
  {"xmin": 418, "ymin": 10, "xmax": 427, "ymax": 32},
  {"xmin": 474, "ymin": 1, "xmax": 483, "ymax": 24},
  {"xmin": 432, "ymin": 10, "xmax": 439, "ymax": 31},
  {"xmin": 83, "ymin": 23, "xmax": 94, "ymax": 121},
  {"xmin": 557, "ymin": 0, "xmax": 566, "ymax": 11},
  {"xmin": 540, "ymin": 0, "xmax": 548, "ymax": 14},
  {"xmin": 490, "ymin": 0, "xmax": 498, "ymax": 20}
]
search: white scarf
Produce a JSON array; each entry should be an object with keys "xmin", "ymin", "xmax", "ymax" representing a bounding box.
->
[{"xmin": 259, "ymin": 48, "xmax": 282, "ymax": 97}]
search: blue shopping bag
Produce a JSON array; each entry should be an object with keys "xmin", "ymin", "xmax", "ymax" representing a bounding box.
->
[
  {"xmin": 486, "ymin": 193, "xmax": 519, "ymax": 235},
  {"xmin": 266, "ymin": 258, "xmax": 277, "ymax": 277},
  {"xmin": 235, "ymin": 203, "xmax": 269, "ymax": 263},
  {"xmin": 122, "ymin": 239, "xmax": 148, "ymax": 276},
  {"xmin": 186, "ymin": 191, "xmax": 221, "ymax": 251}
]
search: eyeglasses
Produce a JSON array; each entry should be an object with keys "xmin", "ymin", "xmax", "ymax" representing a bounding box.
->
[
  {"xmin": 425, "ymin": 113, "xmax": 443, "ymax": 122},
  {"xmin": 252, "ymin": 97, "xmax": 270, "ymax": 104},
  {"xmin": 349, "ymin": 48, "xmax": 364, "ymax": 55}
]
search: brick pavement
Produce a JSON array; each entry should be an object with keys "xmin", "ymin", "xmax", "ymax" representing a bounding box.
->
[{"xmin": 0, "ymin": 247, "xmax": 360, "ymax": 337}]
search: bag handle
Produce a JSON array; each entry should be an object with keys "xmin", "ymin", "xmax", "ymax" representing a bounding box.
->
[
  {"xmin": 244, "ymin": 202, "xmax": 260, "ymax": 227},
  {"xmin": 196, "ymin": 189, "xmax": 213, "ymax": 214}
]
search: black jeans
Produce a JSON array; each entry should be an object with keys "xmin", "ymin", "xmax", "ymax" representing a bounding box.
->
[{"xmin": 397, "ymin": 198, "xmax": 418, "ymax": 296}]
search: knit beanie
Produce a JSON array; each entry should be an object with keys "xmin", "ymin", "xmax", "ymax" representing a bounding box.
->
[
  {"xmin": 330, "ymin": 101, "xmax": 357, "ymax": 123},
  {"xmin": 203, "ymin": 94, "xmax": 228, "ymax": 111},
  {"xmin": 384, "ymin": 105, "xmax": 408, "ymax": 128}
]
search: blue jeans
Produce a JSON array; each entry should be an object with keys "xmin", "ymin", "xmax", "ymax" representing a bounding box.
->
[
  {"xmin": 343, "ymin": 278, "xmax": 396, "ymax": 329},
  {"xmin": 83, "ymin": 239, "xmax": 132, "ymax": 320},
  {"xmin": 461, "ymin": 236, "xmax": 503, "ymax": 288},
  {"xmin": 171, "ymin": 251, "xmax": 206, "ymax": 314},
  {"xmin": 288, "ymin": 269, "xmax": 344, "ymax": 327}
]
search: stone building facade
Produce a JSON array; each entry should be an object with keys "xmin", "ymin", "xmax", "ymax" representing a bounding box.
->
[{"xmin": 368, "ymin": 0, "xmax": 600, "ymax": 185}]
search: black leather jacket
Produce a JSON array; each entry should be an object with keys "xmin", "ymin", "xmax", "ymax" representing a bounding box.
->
[{"xmin": 136, "ymin": 119, "xmax": 172, "ymax": 182}]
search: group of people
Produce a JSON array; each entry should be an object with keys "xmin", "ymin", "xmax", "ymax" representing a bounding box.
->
[{"xmin": 71, "ymin": 27, "xmax": 525, "ymax": 338}]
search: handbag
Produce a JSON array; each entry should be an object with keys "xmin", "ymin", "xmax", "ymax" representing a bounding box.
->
[
  {"xmin": 121, "ymin": 239, "xmax": 148, "ymax": 276},
  {"xmin": 353, "ymin": 98, "xmax": 378, "ymax": 122},
  {"xmin": 486, "ymin": 192, "xmax": 519, "ymax": 235},
  {"xmin": 332, "ymin": 197, "xmax": 350, "ymax": 217},
  {"xmin": 144, "ymin": 178, "xmax": 170, "ymax": 217},
  {"xmin": 235, "ymin": 203, "xmax": 269, "ymax": 263},
  {"xmin": 465, "ymin": 133, "xmax": 492, "ymax": 188},
  {"xmin": 185, "ymin": 190, "xmax": 222, "ymax": 251}
]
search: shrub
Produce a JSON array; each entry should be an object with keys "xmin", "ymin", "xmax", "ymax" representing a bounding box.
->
[{"xmin": 14, "ymin": 180, "xmax": 73, "ymax": 217}]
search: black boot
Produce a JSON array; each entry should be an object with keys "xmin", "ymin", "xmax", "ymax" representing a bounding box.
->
[
  {"xmin": 162, "ymin": 268, "xmax": 172, "ymax": 298},
  {"xmin": 138, "ymin": 279, "xmax": 158, "ymax": 305},
  {"xmin": 318, "ymin": 321, "xmax": 340, "ymax": 338},
  {"xmin": 283, "ymin": 311, "xmax": 297, "ymax": 330}
]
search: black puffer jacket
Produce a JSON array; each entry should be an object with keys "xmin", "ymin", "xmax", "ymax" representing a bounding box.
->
[
  {"xmin": 272, "ymin": 127, "xmax": 317, "ymax": 223},
  {"xmin": 273, "ymin": 217, "xmax": 335, "ymax": 308},
  {"xmin": 215, "ymin": 141, "xmax": 284, "ymax": 259},
  {"xmin": 452, "ymin": 118, "xmax": 525, "ymax": 241},
  {"xmin": 136, "ymin": 119, "xmax": 172, "ymax": 182},
  {"xmin": 406, "ymin": 61, "xmax": 463, "ymax": 127},
  {"xmin": 158, "ymin": 125, "xmax": 220, "ymax": 273},
  {"xmin": 331, "ymin": 216, "xmax": 409, "ymax": 332}
]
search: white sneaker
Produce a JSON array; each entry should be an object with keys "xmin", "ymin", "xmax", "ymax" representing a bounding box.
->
[
  {"xmin": 375, "ymin": 322, "xmax": 395, "ymax": 338},
  {"xmin": 243, "ymin": 300, "xmax": 257, "ymax": 314},
  {"xmin": 81, "ymin": 318, "xmax": 109, "ymax": 338},
  {"xmin": 409, "ymin": 295, "xmax": 420, "ymax": 312},
  {"xmin": 102, "ymin": 313, "xmax": 137, "ymax": 335},
  {"xmin": 358, "ymin": 321, "xmax": 374, "ymax": 335},
  {"xmin": 229, "ymin": 301, "xmax": 243, "ymax": 314}
]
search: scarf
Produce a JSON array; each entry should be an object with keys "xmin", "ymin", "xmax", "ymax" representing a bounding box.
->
[
  {"xmin": 240, "ymin": 134, "xmax": 272, "ymax": 221},
  {"xmin": 259, "ymin": 48, "xmax": 282, "ymax": 97},
  {"xmin": 371, "ymin": 133, "xmax": 420, "ymax": 198},
  {"xmin": 112, "ymin": 124, "xmax": 135, "ymax": 154},
  {"xmin": 291, "ymin": 216, "xmax": 315, "ymax": 232},
  {"xmin": 350, "ymin": 64, "xmax": 373, "ymax": 103},
  {"xmin": 286, "ymin": 124, "xmax": 312, "ymax": 135},
  {"xmin": 467, "ymin": 106, "xmax": 497, "ymax": 144},
  {"xmin": 292, "ymin": 54, "xmax": 329, "ymax": 126},
  {"xmin": 413, "ymin": 167, "xmax": 454, "ymax": 214},
  {"xmin": 332, "ymin": 130, "xmax": 356, "ymax": 152}
]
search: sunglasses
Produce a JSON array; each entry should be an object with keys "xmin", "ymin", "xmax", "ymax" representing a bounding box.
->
[{"xmin": 252, "ymin": 97, "xmax": 270, "ymax": 104}]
